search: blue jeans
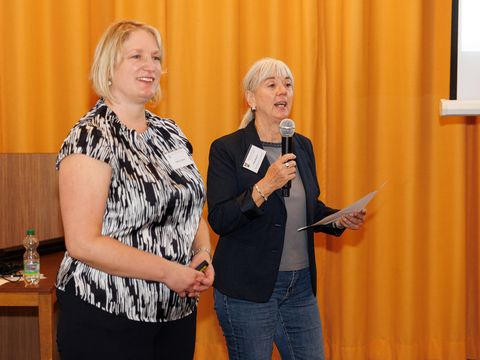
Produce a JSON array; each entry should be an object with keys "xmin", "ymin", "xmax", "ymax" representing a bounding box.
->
[{"xmin": 214, "ymin": 268, "xmax": 324, "ymax": 360}]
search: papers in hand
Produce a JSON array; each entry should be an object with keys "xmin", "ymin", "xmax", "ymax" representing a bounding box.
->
[{"xmin": 297, "ymin": 189, "xmax": 378, "ymax": 232}]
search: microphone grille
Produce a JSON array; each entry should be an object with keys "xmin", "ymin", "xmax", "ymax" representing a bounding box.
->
[{"xmin": 279, "ymin": 119, "xmax": 295, "ymax": 137}]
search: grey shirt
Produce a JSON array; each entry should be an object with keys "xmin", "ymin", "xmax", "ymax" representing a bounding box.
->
[{"xmin": 262, "ymin": 142, "xmax": 309, "ymax": 271}]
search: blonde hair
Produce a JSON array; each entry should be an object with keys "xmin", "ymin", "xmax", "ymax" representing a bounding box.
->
[
  {"xmin": 90, "ymin": 20, "xmax": 163, "ymax": 104},
  {"xmin": 239, "ymin": 58, "xmax": 294, "ymax": 128}
]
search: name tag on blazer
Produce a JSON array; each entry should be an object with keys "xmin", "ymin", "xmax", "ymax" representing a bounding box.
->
[{"xmin": 243, "ymin": 145, "xmax": 266, "ymax": 173}]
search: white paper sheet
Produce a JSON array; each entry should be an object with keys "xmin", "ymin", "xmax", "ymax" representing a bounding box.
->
[{"xmin": 297, "ymin": 187, "xmax": 380, "ymax": 232}]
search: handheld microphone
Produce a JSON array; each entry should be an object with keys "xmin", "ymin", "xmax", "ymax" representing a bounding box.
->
[{"xmin": 279, "ymin": 118, "xmax": 295, "ymax": 197}]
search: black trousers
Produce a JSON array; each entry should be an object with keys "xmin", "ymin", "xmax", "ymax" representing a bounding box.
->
[{"xmin": 56, "ymin": 286, "xmax": 196, "ymax": 360}]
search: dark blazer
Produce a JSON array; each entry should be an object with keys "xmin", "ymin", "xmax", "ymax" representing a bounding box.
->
[{"xmin": 207, "ymin": 120, "xmax": 344, "ymax": 302}]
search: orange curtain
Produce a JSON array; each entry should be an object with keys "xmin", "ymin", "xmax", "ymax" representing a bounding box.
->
[{"xmin": 1, "ymin": 0, "xmax": 478, "ymax": 359}]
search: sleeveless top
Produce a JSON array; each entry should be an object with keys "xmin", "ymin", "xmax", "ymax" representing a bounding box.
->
[{"xmin": 55, "ymin": 99, "xmax": 205, "ymax": 322}]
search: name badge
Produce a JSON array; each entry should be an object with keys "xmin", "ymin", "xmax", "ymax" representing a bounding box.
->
[
  {"xmin": 165, "ymin": 149, "xmax": 194, "ymax": 170},
  {"xmin": 242, "ymin": 145, "xmax": 266, "ymax": 173}
]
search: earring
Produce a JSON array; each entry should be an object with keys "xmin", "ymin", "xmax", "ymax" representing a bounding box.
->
[
  {"xmin": 251, "ymin": 106, "xmax": 256, "ymax": 112},
  {"xmin": 108, "ymin": 80, "xmax": 112, "ymax": 86}
]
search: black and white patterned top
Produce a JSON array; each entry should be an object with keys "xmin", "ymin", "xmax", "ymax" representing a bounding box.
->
[{"xmin": 55, "ymin": 99, "xmax": 205, "ymax": 322}]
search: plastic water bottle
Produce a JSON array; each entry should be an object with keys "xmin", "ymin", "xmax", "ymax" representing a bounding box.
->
[{"xmin": 23, "ymin": 229, "xmax": 40, "ymax": 287}]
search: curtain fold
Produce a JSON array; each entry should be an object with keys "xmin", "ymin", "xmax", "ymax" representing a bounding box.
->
[{"xmin": 1, "ymin": 0, "xmax": 478, "ymax": 359}]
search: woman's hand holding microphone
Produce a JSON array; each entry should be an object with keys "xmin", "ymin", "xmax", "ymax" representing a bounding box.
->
[{"xmin": 253, "ymin": 154, "xmax": 297, "ymax": 206}]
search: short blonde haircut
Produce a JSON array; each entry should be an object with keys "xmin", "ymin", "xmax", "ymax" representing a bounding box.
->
[
  {"xmin": 90, "ymin": 20, "xmax": 163, "ymax": 104},
  {"xmin": 239, "ymin": 58, "xmax": 294, "ymax": 128}
]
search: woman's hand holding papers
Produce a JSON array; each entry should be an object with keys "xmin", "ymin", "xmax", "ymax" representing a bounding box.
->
[{"xmin": 335, "ymin": 209, "xmax": 367, "ymax": 230}]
